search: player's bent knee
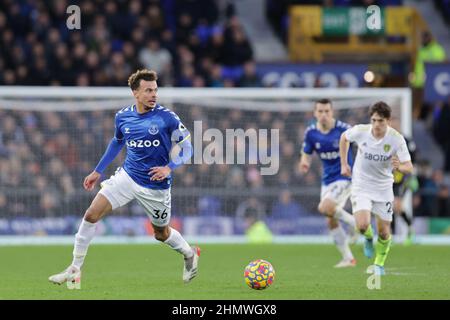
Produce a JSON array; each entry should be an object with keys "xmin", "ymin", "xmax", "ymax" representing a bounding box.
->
[
  {"xmin": 84, "ymin": 207, "xmax": 102, "ymax": 223},
  {"xmin": 84, "ymin": 194, "xmax": 112, "ymax": 223},
  {"xmin": 394, "ymin": 203, "xmax": 402, "ymax": 214},
  {"xmin": 154, "ymin": 232, "xmax": 165, "ymax": 242},
  {"xmin": 378, "ymin": 230, "xmax": 391, "ymax": 240},
  {"xmin": 357, "ymin": 223, "xmax": 369, "ymax": 234},
  {"xmin": 318, "ymin": 202, "xmax": 335, "ymax": 217},
  {"xmin": 327, "ymin": 217, "xmax": 339, "ymax": 229},
  {"xmin": 154, "ymin": 226, "xmax": 170, "ymax": 242}
]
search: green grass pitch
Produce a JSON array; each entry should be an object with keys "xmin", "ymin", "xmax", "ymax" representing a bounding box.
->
[{"xmin": 1, "ymin": 243, "xmax": 449, "ymax": 300}]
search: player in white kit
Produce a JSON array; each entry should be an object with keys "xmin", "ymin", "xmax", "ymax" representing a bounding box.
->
[{"xmin": 339, "ymin": 102, "xmax": 413, "ymax": 275}]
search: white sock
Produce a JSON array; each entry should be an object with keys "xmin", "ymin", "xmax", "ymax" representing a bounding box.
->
[
  {"xmin": 330, "ymin": 226, "xmax": 354, "ymax": 261},
  {"xmin": 164, "ymin": 227, "xmax": 193, "ymax": 259},
  {"xmin": 334, "ymin": 207, "xmax": 356, "ymax": 229},
  {"xmin": 71, "ymin": 219, "xmax": 97, "ymax": 269}
]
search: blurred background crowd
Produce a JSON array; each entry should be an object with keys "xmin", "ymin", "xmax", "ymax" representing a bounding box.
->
[
  {"xmin": 0, "ymin": 0, "xmax": 449, "ymax": 221},
  {"xmin": 0, "ymin": 0, "xmax": 257, "ymax": 87},
  {"xmin": 1, "ymin": 102, "xmax": 449, "ymax": 219}
]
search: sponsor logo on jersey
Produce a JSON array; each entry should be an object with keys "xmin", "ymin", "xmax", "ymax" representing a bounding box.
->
[
  {"xmin": 364, "ymin": 153, "xmax": 391, "ymax": 162},
  {"xmin": 126, "ymin": 139, "xmax": 161, "ymax": 148},
  {"xmin": 320, "ymin": 151, "xmax": 340, "ymax": 160},
  {"xmin": 383, "ymin": 144, "xmax": 391, "ymax": 152}
]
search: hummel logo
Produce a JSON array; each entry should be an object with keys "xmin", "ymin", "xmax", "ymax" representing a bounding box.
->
[{"xmin": 125, "ymin": 128, "xmax": 130, "ymax": 134}]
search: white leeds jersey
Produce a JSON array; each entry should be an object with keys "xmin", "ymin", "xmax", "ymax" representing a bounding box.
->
[{"xmin": 344, "ymin": 124, "xmax": 411, "ymax": 201}]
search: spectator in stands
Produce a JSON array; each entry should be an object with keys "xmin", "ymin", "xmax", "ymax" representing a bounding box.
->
[
  {"xmin": 206, "ymin": 29, "xmax": 225, "ymax": 64},
  {"xmin": 208, "ymin": 64, "xmax": 225, "ymax": 87},
  {"xmin": 271, "ymin": 189, "xmax": 311, "ymax": 218},
  {"xmin": 238, "ymin": 61, "xmax": 262, "ymax": 87},
  {"xmin": 222, "ymin": 27, "xmax": 253, "ymax": 66},
  {"xmin": 198, "ymin": 195, "xmax": 222, "ymax": 216},
  {"xmin": 226, "ymin": 167, "xmax": 246, "ymax": 188},
  {"xmin": 0, "ymin": 1, "xmax": 253, "ymax": 87},
  {"xmin": 138, "ymin": 38, "xmax": 173, "ymax": 86},
  {"xmin": 236, "ymin": 197, "xmax": 266, "ymax": 220},
  {"xmin": 38, "ymin": 193, "xmax": 61, "ymax": 217}
]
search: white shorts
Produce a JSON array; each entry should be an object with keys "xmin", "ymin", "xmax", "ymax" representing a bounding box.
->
[
  {"xmin": 320, "ymin": 180, "xmax": 351, "ymax": 207},
  {"xmin": 350, "ymin": 193, "xmax": 393, "ymax": 222},
  {"xmin": 99, "ymin": 167, "xmax": 171, "ymax": 227}
]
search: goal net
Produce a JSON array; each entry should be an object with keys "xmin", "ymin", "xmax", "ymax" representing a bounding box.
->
[{"xmin": 0, "ymin": 87, "xmax": 411, "ymax": 239}]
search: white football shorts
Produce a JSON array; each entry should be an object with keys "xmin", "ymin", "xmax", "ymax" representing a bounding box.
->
[
  {"xmin": 350, "ymin": 193, "xmax": 393, "ymax": 222},
  {"xmin": 99, "ymin": 167, "xmax": 171, "ymax": 227},
  {"xmin": 320, "ymin": 180, "xmax": 351, "ymax": 207}
]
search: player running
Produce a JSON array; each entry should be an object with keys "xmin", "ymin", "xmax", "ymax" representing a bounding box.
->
[
  {"xmin": 49, "ymin": 69, "xmax": 200, "ymax": 289},
  {"xmin": 299, "ymin": 99, "xmax": 357, "ymax": 268},
  {"xmin": 340, "ymin": 101, "xmax": 413, "ymax": 275}
]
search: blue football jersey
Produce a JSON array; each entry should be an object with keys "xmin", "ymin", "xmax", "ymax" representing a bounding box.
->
[
  {"xmin": 302, "ymin": 120, "xmax": 353, "ymax": 185},
  {"xmin": 114, "ymin": 104, "xmax": 189, "ymax": 189}
]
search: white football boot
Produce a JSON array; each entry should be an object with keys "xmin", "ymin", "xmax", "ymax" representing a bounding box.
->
[
  {"xmin": 48, "ymin": 265, "xmax": 81, "ymax": 289},
  {"xmin": 334, "ymin": 258, "xmax": 357, "ymax": 268},
  {"xmin": 183, "ymin": 246, "xmax": 200, "ymax": 283}
]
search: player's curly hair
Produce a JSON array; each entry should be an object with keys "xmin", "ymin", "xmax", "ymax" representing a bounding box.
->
[
  {"xmin": 128, "ymin": 69, "xmax": 158, "ymax": 90},
  {"xmin": 369, "ymin": 101, "xmax": 391, "ymax": 119}
]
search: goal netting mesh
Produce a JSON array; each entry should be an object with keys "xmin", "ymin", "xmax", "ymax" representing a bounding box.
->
[{"xmin": 0, "ymin": 87, "xmax": 411, "ymax": 237}]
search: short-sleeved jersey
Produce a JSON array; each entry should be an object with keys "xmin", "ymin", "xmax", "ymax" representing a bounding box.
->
[
  {"xmin": 302, "ymin": 120, "xmax": 353, "ymax": 185},
  {"xmin": 344, "ymin": 124, "xmax": 411, "ymax": 201},
  {"xmin": 114, "ymin": 104, "xmax": 189, "ymax": 189}
]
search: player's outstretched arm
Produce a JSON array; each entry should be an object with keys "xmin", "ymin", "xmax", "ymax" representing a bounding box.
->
[
  {"xmin": 298, "ymin": 152, "xmax": 311, "ymax": 174},
  {"xmin": 339, "ymin": 133, "xmax": 352, "ymax": 177}
]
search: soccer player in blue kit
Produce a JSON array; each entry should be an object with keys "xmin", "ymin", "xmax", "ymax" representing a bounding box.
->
[
  {"xmin": 299, "ymin": 99, "xmax": 357, "ymax": 268},
  {"xmin": 49, "ymin": 69, "xmax": 200, "ymax": 288}
]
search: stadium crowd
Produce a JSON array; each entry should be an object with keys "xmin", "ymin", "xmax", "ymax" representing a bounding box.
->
[
  {"xmin": 0, "ymin": 0, "xmax": 449, "ymax": 219},
  {"xmin": 0, "ymin": 0, "xmax": 258, "ymax": 88}
]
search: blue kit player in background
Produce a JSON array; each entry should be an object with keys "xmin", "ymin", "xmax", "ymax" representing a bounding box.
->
[
  {"xmin": 49, "ymin": 69, "xmax": 200, "ymax": 289},
  {"xmin": 298, "ymin": 99, "xmax": 357, "ymax": 268}
]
